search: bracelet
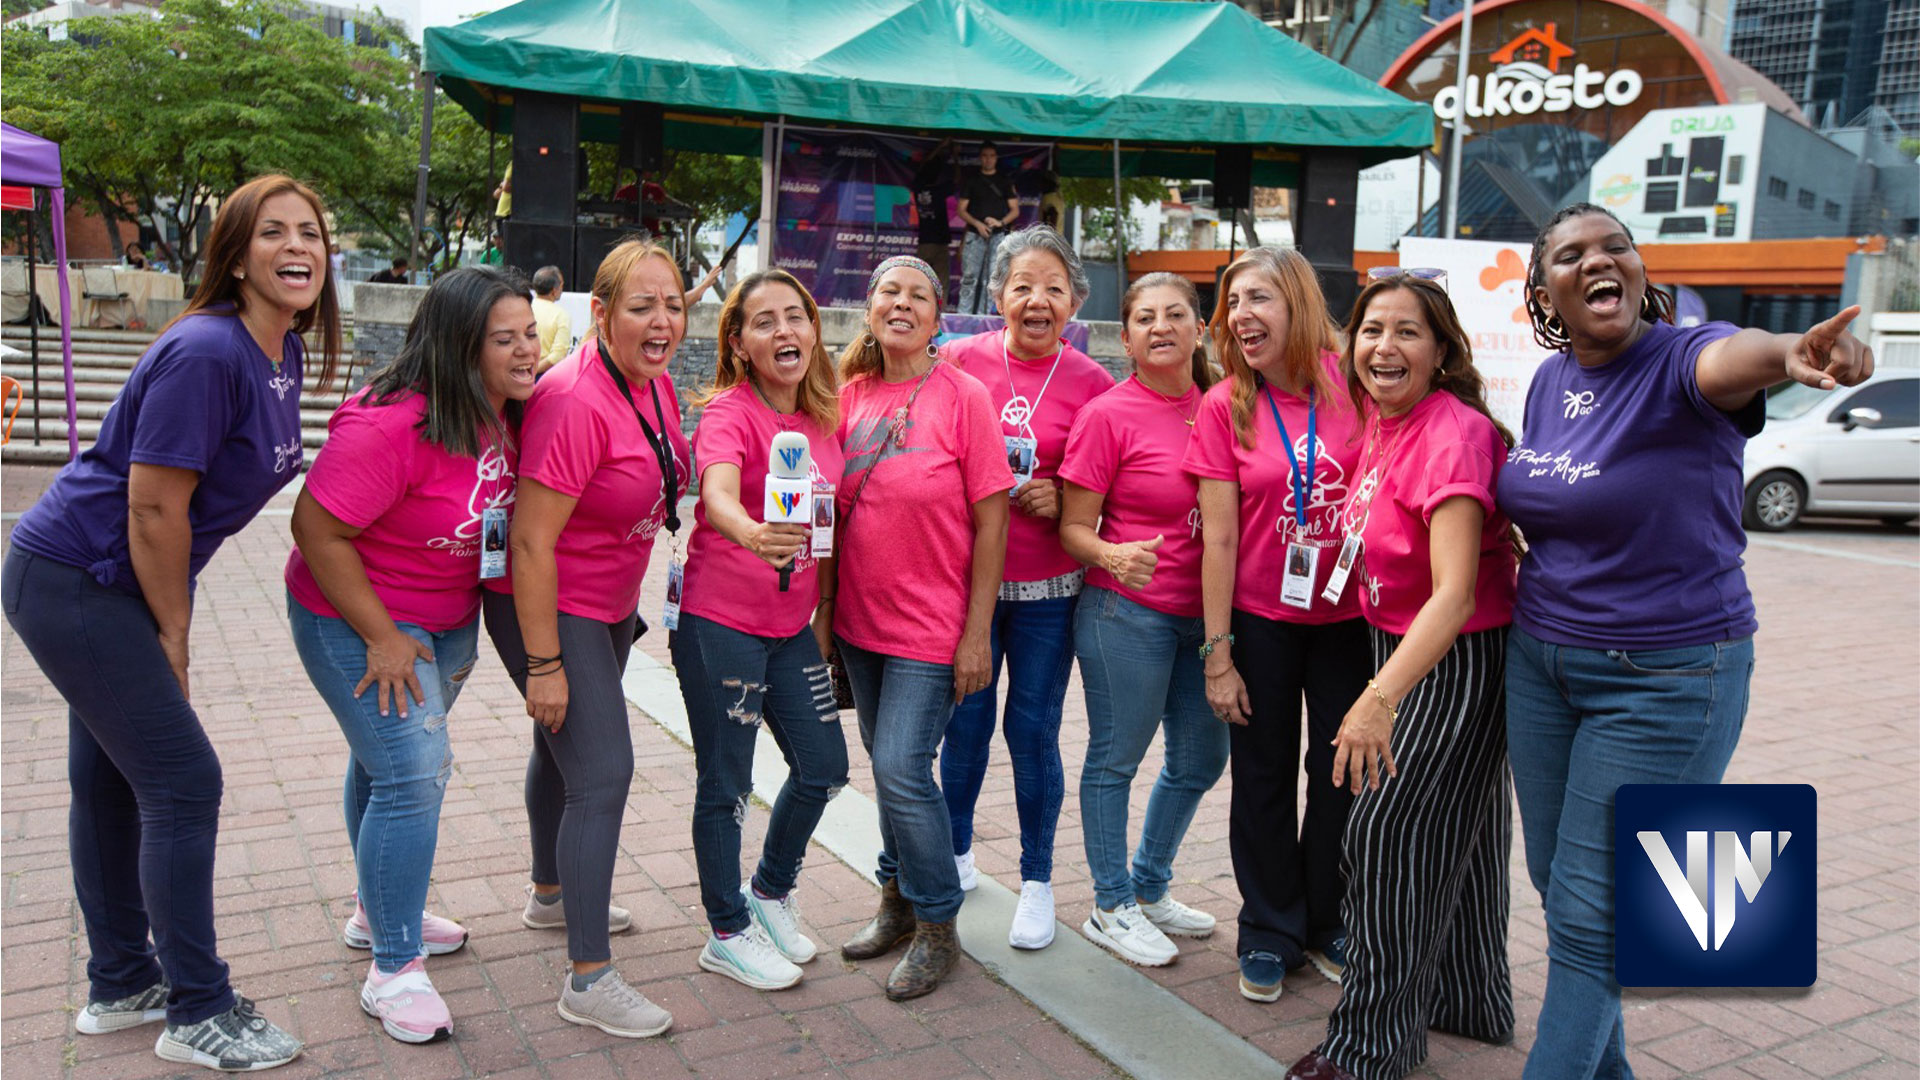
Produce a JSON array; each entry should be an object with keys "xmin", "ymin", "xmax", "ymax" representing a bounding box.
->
[
  {"xmin": 1367, "ymin": 678, "xmax": 1398, "ymax": 724},
  {"xmin": 525, "ymin": 651, "xmax": 564, "ymax": 678},
  {"xmin": 1197, "ymin": 631, "xmax": 1234, "ymax": 661}
]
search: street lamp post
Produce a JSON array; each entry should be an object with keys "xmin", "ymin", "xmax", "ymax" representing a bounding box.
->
[{"xmin": 1442, "ymin": 0, "xmax": 1473, "ymax": 240}]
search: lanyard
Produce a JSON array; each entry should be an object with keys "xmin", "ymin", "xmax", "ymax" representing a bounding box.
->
[
  {"xmin": 1262, "ymin": 380, "xmax": 1316, "ymax": 530},
  {"xmin": 1001, "ymin": 333, "xmax": 1064, "ymax": 435},
  {"xmin": 597, "ymin": 339, "xmax": 681, "ymax": 536}
]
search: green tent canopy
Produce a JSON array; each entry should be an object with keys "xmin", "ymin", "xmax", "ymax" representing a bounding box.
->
[{"xmin": 424, "ymin": 0, "xmax": 1434, "ymax": 185}]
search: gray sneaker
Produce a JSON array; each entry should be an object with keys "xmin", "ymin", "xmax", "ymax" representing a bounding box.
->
[
  {"xmin": 521, "ymin": 885, "xmax": 633, "ymax": 933},
  {"xmin": 153, "ymin": 997, "xmax": 302, "ymax": 1072},
  {"xmin": 556, "ymin": 969, "xmax": 672, "ymax": 1038},
  {"xmin": 77, "ymin": 978, "xmax": 170, "ymax": 1034},
  {"xmin": 742, "ymin": 884, "xmax": 818, "ymax": 963}
]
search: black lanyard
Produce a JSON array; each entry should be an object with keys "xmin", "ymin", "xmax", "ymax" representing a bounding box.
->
[{"xmin": 596, "ymin": 339, "xmax": 680, "ymax": 536}]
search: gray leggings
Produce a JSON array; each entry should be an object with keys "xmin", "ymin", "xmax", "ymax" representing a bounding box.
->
[{"xmin": 482, "ymin": 592, "xmax": 638, "ymax": 963}]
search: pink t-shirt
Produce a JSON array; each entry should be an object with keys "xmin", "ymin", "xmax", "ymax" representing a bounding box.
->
[
  {"xmin": 506, "ymin": 345, "xmax": 691, "ymax": 625},
  {"xmin": 286, "ymin": 388, "xmax": 516, "ymax": 632},
  {"xmin": 1354, "ymin": 390, "xmax": 1517, "ymax": 636},
  {"xmin": 835, "ymin": 362, "xmax": 1015, "ymax": 664},
  {"xmin": 683, "ymin": 385, "xmax": 845, "ymax": 639},
  {"xmin": 1058, "ymin": 377, "xmax": 1204, "ymax": 618},
  {"xmin": 943, "ymin": 330, "xmax": 1114, "ymax": 583},
  {"xmin": 1180, "ymin": 357, "xmax": 1364, "ymax": 624}
]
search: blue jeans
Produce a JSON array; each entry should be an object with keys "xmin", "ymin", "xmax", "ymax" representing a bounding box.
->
[
  {"xmin": 288, "ymin": 595, "xmax": 478, "ymax": 973},
  {"xmin": 671, "ymin": 614, "xmax": 849, "ymax": 934},
  {"xmin": 836, "ymin": 639, "xmax": 964, "ymax": 923},
  {"xmin": 942, "ymin": 594, "xmax": 1076, "ymax": 882},
  {"xmin": 3, "ymin": 550, "xmax": 236, "ymax": 1025},
  {"xmin": 1075, "ymin": 588, "xmax": 1228, "ymax": 910},
  {"xmin": 1506, "ymin": 627, "xmax": 1753, "ymax": 1080},
  {"xmin": 958, "ymin": 229, "xmax": 1006, "ymax": 314}
]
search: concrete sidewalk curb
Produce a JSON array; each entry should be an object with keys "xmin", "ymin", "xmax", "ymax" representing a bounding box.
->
[{"xmin": 621, "ymin": 650, "xmax": 1285, "ymax": 1080}]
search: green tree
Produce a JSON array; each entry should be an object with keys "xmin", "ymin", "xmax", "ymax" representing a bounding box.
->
[
  {"xmin": 330, "ymin": 82, "xmax": 499, "ymax": 271},
  {"xmin": 1, "ymin": 0, "xmax": 408, "ymax": 281},
  {"xmin": 1059, "ymin": 174, "xmax": 1166, "ymax": 258}
]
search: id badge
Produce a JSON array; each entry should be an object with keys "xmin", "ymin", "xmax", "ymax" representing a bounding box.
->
[
  {"xmin": 811, "ymin": 484, "xmax": 836, "ymax": 558},
  {"xmin": 662, "ymin": 555, "xmax": 684, "ymax": 631},
  {"xmin": 1280, "ymin": 542, "xmax": 1320, "ymax": 610},
  {"xmin": 1005, "ymin": 435, "xmax": 1037, "ymax": 490},
  {"xmin": 1321, "ymin": 534, "xmax": 1361, "ymax": 605},
  {"xmin": 479, "ymin": 506, "xmax": 509, "ymax": 580}
]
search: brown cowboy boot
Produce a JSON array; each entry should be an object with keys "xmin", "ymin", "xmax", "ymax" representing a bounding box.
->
[
  {"xmin": 841, "ymin": 878, "xmax": 915, "ymax": 961},
  {"xmin": 884, "ymin": 918, "xmax": 958, "ymax": 1001}
]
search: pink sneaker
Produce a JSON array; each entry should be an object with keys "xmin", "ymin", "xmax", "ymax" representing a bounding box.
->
[
  {"xmin": 359, "ymin": 957, "xmax": 452, "ymax": 1044},
  {"xmin": 343, "ymin": 896, "xmax": 469, "ymax": 956}
]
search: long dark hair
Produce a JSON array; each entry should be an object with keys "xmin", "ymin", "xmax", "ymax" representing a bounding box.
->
[
  {"xmin": 1122, "ymin": 272, "xmax": 1218, "ymax": 391},
  {"xmin": 174, "ymin": 174, "xmax": 343, "ymax": 390},
  {"xmin": 1524, "ymin": 202, "xmax": 1675, "ymax": 352},
  {"xmin": 366, "ymin": 266, "xmax": 531, "ymax": 458},
  {"xmin": 1342, "ymin": 275, "xmax": 1514, "ymax": 451}
]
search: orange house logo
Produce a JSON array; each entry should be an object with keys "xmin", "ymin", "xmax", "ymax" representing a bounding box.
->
[{"xmin": 1491, "ymin": 23, "xmax": 1578, "ymax": 73}]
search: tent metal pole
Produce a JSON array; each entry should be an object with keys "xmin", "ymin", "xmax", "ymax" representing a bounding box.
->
[
  {"xmin": 760, "ymin": 115, "xmax": 786, "ymax": 270},
  {"xmin": 412, "ymin": 72, "xmax": 436, "ymax": 280},
  {"xmin": 26, "ymin": 205, "xmax": 41, "ymax": 444},
  {"xmin": 1442, "ymin": 0, "xmax": 1472, "ymax": 240},
  {"xmin": 1111, "ymin": 138, "xmax": 1126, "ymax": 316}
]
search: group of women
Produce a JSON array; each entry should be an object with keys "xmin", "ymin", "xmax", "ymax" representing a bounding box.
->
[{"xmin": 3, "ymin": 172, "xmax": 1871, "ymax": 1078}]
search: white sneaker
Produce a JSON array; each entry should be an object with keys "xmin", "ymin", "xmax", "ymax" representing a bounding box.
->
[
  {"xmin": 1139, "ymin": 894, "xmax": 1217, "ymax": 939},
  {"xmin": 698, "ymin": 925, "xmax": 803, "ymax": 991},
  {"xmin": 955, "ymin": 850, "xmax": 978, "ymax": 892},
  {"xmin": 1008, "ymin": 881, "xmax": 1055, "ymax": 950},
  {"xmin": 742, "ymin": 885, "xmax": 817, "ymax": 964},
  {"xmin": 1082, "ymin": 902, "xmax": 1178, "ymax": 967}
]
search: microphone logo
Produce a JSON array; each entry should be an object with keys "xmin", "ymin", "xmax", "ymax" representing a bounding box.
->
[
  {"xmin": 775, "ymin": 491, "xmax": 804, "ymax": 516},
  {"xmin": 779, "ymin": 445, "xmax": 806, "ymax": 472}
]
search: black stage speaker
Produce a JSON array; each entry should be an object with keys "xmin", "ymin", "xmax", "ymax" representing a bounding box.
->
[
  {"xmin": 620, "ymin": 103, "xmax": 665, "ymax": 174},
  {"xmin": 512, "ymin": 92, "xmax": 580, "ymax": 225},
  {"xmin": 1297, "ymin": 152, "xmax": 1360, "ymax": 323},
  {"xmin": 505, "ymin": 221, "xmax": 572, "ymax": 279},
  {"xmin": 1215, "ymin": 147, "xmax": 1253, "ymax": 212},
  {"xmin": 575, "ymin": 225, "xmax": 630, "ymax": 286}
]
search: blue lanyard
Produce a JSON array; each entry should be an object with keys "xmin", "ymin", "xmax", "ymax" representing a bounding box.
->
[{"xmin": 1262, "ymin": 381, "xmax": 1316, "ymax": 530}]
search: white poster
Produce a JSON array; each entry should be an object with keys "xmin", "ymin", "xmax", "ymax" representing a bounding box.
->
[
  {"xmin": 1397, "ymin": 237, "xmax": 1555, "ymax": 432},
  {"xmin": 1585, "ymin": 104, "xmax": 1766, "ymax": 244},
  {"xmin": 1354, "ymin": 155, "xmax": 1442, "ymax": 252}
]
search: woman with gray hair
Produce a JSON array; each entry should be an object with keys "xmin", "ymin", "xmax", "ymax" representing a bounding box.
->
[{"xmin": 939, "ymin": 225, "xmax": 1115, "ymax": 949}]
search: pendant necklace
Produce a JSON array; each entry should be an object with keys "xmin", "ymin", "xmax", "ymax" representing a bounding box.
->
[{"xmin": 1135, "ymin": 375, "xmax": 1197, "ymax": 426}]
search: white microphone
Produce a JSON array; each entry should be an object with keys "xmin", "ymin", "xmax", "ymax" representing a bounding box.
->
[{"xmin": 764, "ymin": 431, "xmax": 813, "ymax": 592}]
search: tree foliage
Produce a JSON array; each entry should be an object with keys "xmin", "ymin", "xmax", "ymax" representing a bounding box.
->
[
  {"xmin": 329, "ymin": 81, "xmax": 500, "ymax": 270},
  {"xmin": 1, "ymin": 0, "xmax": 408, "ymax": 280}
]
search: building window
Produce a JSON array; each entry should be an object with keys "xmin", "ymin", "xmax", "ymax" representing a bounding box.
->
[
  {"xmin": 1798, "ymin": 189, "xmax": 1816, "ymax": 210},
  {"xmin": 1726, "ymin": 156, "xmax": 1745, "ymax": 185},
  {"xmin": 1824, "ymin": 200, "xmax": 1841, "ymax": 220},
  {"xmin": 1768, "ymin": 177, "xmax": 1789, "ymax": 198}
]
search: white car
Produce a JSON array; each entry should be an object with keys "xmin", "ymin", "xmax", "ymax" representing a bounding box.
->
[{"xmin": 1742, "ymin": 371, "xmax": 1920, "ymax": 531}]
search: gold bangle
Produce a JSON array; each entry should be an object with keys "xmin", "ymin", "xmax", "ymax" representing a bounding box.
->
[{"xmin": 1367, "ymin": 678, "xmax": 1398, "ymax": 724}]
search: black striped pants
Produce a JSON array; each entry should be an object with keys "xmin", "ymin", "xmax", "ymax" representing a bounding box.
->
[{"xmin": 1319, "ymin": 625, "xmax": 1514, "ymax": 1080}]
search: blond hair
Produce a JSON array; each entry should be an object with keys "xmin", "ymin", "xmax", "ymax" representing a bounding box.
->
[
  {"xmin": 1209, "ymin": 247, "xmax": 1338, "ymax": 449},
  {"xmin": 703, "ymin": 269, "xmax": 839, "ymax": 432}
]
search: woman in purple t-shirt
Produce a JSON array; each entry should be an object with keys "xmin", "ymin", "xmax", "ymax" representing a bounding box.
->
[
  {"xmin": 3, "ymin": 176, "xmax": 340, "ymax": 1072},
  {"xmin": 286, "ymin": 267, "xmax": 539, "ymax": 1046},
  {"xmin": 1498, "ymin": 204, "xmax": 1874, "ymax": 1080}
]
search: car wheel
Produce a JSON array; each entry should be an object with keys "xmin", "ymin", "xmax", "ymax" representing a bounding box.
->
[{"xmin": 1743, "ymin": 470, "xmax": 1804, "ymax": 532}]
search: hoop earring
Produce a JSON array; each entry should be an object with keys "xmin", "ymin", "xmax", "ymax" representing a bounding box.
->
[
  {"xmin": 1544, "ymin": 313, "xmax": 1565, "ymax": 339},
  {"xmin": 925, "ymin": 342, "xmax": 938, "ymax": 358},
  {"xmin": 862, "ymin": 332, "xmax": 877, "ymax": 349},
  {"xmin": 1639, "ymin": 290, "xmax": 1657, "ymax": 320}
]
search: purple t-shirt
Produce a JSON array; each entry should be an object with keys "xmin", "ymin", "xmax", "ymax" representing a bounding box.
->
[
  {"xmin": 12, "ymin": 312, "xmax": 307, "ymax": 594},
  {"xmin": 1495, "ymin": 319, "xmax": 1762, "ymax": 649}
]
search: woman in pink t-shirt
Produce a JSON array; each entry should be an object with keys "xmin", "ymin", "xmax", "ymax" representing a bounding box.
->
[
  {"xmin": 939, "ymin": 225, "xmax": 1114, "ymax": 949},
  {"xmin": 287, "ymin": 267, "xmax": 538, "ymax": 1045},
  {"xmin": 1180, "ymin": 246, "xmax": 1369, "ymax": 1004},
  {"xmin": 833, "ymin": 256, "xmax": 1013, "ymax": 1002},
  {"xmin": 480, "ymin": 239, "xmax": 688, "ymax": 1040},
  {"xmin": 1288, "ymin": 274, "xmax": 1520, "ymax": 1080},
  {"xmin": 1058, "ymin": 274, "xmax": 1229, "ymax": 968},
  {"xmin": 670, "ymin": 270, "xmax": 850, "ymax": 994}
]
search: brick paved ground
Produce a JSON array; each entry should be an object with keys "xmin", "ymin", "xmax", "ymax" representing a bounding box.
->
[{"xmin": 3, "ymin": 461, "xmax": 1915, "ymax": 1079}]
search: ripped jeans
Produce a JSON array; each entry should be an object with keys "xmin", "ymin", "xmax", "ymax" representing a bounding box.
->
[
  {"xmin": 671, "ymin": 613, "xmax": 849, "ymax": 935},
  {"xmin": 289, "ymin": 595, "xmax": 478, "ymax": 973}
]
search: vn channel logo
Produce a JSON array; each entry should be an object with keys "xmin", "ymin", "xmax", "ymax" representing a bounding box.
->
[
  {"xmin": 1614, "ymin": 784, "xmax": 1815, "ymax": 988},
  {"xmin": 778, "ymin": 445, "xmax": 806, "ymax": 472}
]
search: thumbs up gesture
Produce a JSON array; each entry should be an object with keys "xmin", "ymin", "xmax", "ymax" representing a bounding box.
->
[
  {"xmin": 1786, "ymin": 305, "xmax": 1874, "ymax": 390},
  {"xmin": 1101, "ymin": 534, "xmax": 1165, "ymax": 590}
]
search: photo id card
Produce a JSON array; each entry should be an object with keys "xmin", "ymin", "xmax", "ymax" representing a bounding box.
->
[
  {"xmin": 1280, "ymin": 541, "xmax": 1320, "ymax": 610},
  {"xmin": 1005, "ymin": 435, "xmax": 1037, "ymax": 490},
  {"xmin": 662, "ymin": 555, "xmax": 684, "ymax": 631},
  {"xmin": 479, "ymin": 506, "xmax": 509, "ymax": 580},
  {"xmin": 1321, "ymin": 534, "xmax": 1361, "ymax": 605},
  {"xmin": 811, "ymin": 484, "xmax": 836, "ymax": 558}
]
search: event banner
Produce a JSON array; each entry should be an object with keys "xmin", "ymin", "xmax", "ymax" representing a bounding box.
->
[
  {"xmin": 1398, "ymin": 237, "xmax": 1555, "ymax": 431},
  {"xmin": 774, "ymin": 125, "xmax": 1053, "ymax": 308}
]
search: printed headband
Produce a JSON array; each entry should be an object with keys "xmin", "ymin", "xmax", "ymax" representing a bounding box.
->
[{"xmin": 867, "ymin": 255, "xmax": 945, "ymax": 309}]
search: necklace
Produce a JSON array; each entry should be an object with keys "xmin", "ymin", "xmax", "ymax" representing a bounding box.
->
[
  {"xmin": 748, "ymin": 376, "xmax": 797, "ymax": 419},
  {"xmin": 1134, "ymin": 374, "xmax": 1197, "ymax": 426},
  {"xmin": 1001, "ymin": 333, "xmax": 1064, "ymax": 433}
]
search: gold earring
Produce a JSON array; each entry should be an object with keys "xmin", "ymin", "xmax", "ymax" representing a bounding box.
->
[{"xmin": 1544, "ymin": 312, "xmax": 1565, "ymax": 338}]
